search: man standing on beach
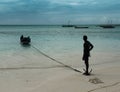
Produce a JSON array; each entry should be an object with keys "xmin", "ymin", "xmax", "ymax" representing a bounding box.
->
[{"xmin": 82, "ymin": 35, "xmax": 94, "ymax": 75}]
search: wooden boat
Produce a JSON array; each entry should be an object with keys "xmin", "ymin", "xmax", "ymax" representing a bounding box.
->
[
  {"xmin": 62, "ymin": 25, "xmax": 74, "ymax": 27},
  {"xmin": 99, "ymin": 20, "xmax": 115, "ymax": 28},
  {"xmin": 74, "ymin": 26, "xmax": 89, "ymax": 29},
  {"xmin": 99, "ymin": 25, "xmax": 115, "ymax": 28},
  {"xmin": 62, "ymin": 20, "xmax": 74, "ymax": 27},
  {"xmin": 20, "ymin": 35, "xmax": 31, "ymax": 45}
]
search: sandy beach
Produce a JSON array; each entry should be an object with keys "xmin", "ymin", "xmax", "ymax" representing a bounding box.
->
[
  {"xmin": 0, "ymin": 0, "xmax": 120, "ymax": 90},
  {"xmin": 0, "ymin": 50, "xmax": 120, "ymax": 92},
  {"xmin": 0, "ymin": 25, "xmax": 120, "ymax": 92}
]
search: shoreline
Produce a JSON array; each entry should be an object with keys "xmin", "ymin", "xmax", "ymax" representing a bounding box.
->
[{"xmin": 0, "ymin": 50, "xmax": 120, "ymax": 92}]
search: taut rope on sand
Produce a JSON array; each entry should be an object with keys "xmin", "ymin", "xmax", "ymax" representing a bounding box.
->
[{"xmin": 31, "ymin": 45, "xmax": 82, "ymax": 73}]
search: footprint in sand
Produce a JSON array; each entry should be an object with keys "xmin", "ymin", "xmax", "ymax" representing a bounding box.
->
[{"xmin": 89, "ymin": 77, "xmax": 104, "ymax": 84}]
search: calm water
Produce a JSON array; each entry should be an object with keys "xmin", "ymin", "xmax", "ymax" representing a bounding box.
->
[
  {"xmin": 0, "ymin": 25, "xmax": 120, "ymax": 68},
  {"xmin": 0, "ymin": 25, "xmax": 120, "ymax": 53}
]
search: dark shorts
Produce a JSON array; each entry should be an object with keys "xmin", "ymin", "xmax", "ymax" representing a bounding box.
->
[{"xmin": 83, "ymin": 55, "xmax": 89, "ymax": 61}]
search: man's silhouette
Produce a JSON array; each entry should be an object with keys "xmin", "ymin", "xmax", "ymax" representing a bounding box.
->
[{"xmin": 82, "ymin": 35, "xmax": 94, "ymax": 75}]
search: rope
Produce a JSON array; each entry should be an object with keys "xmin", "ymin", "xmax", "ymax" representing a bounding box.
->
[{"xmin": 31, "ymin": 45, "xmax": 82, "ymax": 73}]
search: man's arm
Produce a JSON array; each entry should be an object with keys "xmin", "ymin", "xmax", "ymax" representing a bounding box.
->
[{"xmin": 89, "ymin": 42, "xmax": 94, "ymax": 51}]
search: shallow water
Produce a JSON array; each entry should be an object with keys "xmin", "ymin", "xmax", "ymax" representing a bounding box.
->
[{"xmin": 0, "ymin": 25, "xmax": 120, "ymax": 68}]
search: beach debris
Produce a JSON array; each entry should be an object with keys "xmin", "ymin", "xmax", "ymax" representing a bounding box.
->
[{"xmin": 89, "ymin": 77, "xmax": 104, "ymax": 84}]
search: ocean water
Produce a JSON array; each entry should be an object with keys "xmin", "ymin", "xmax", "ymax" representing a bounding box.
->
[{"xmin": 0, "ymin": 25, "xmax": 120, "ymax": 68}]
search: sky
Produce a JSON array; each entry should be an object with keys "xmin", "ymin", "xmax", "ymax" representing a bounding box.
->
[{"xmin": 0, "ymin": 0, "xmax": 120, "ymax": 25}]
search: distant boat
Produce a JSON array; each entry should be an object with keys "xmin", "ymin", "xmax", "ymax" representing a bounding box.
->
[
  {"xmin": 99, "ymin": 20, "xmax": 115, "ymax": 28},
  {"xmin": 20, "ymin": 35, "xmax": 31, "ymax": 45},
  {"xmin": 74, "ymin": 26, "xmax": 89, "ymax": 29},
  {"xmin": 62, "ymin": 25, "xmax": 74, "ymax": 27},
  {"xmin": 99, "ymin": 25, "xmax": 115, "ymax": 28},
  {"xmin": 62, "ymin": 20, "xmax": 74, "ymax": 27}
]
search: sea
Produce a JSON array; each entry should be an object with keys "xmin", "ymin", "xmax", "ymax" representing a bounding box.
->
[{"xmin": 0, "ymin": 25, "xmax": 120, "ymax": 69}]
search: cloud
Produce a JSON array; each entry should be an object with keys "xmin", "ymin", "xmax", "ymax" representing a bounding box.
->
[
  {"xmin": 0, "ymin": 0, "xmax": 49, "ymax": 13},
  {"xmin": 49, "ymin": 0, "xmax": 97, "ymax": 6},
  {"xmin": 0, "ymin": 0, "xmax": 120, "ymax": 24},
  {"xmin": 0, "ymin": 0, "xmax": 19, "ymax": 3},
  {"xmin": 0, "ymin": 0, "xmax": 120, "ymax": 14}
]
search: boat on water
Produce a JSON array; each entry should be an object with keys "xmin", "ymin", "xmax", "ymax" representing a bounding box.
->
[
  {"xmin": 99, "ymin": 25, "xmax": 115, "ymax": 28},
  {"xmin": 62, "ymin": 25, "xmax": 74, "ymax": 27},
  {"xmin": 99, "ymin": 20, "xmax": 115, "ymax": 28},
  {"xmin": 20, "ymin": 35, "xmax": 31, "ymax": 45},
  {"xmin": 62, "ymin": 20, "xmax": 74, "ymax": 27},
  {"xmin": 74, "ymin": 26, "xmax": 89, "ymax": 29}
]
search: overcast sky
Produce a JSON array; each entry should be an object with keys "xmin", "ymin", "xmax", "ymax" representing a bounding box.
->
[{"xmin": 0, "ymin": 0, "xmax": 120, "ymax": 25}]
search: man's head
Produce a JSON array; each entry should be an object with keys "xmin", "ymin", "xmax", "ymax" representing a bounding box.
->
[{"xmin": 83, "ymin": 35, "xmax": 87, "ymax": 41}]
